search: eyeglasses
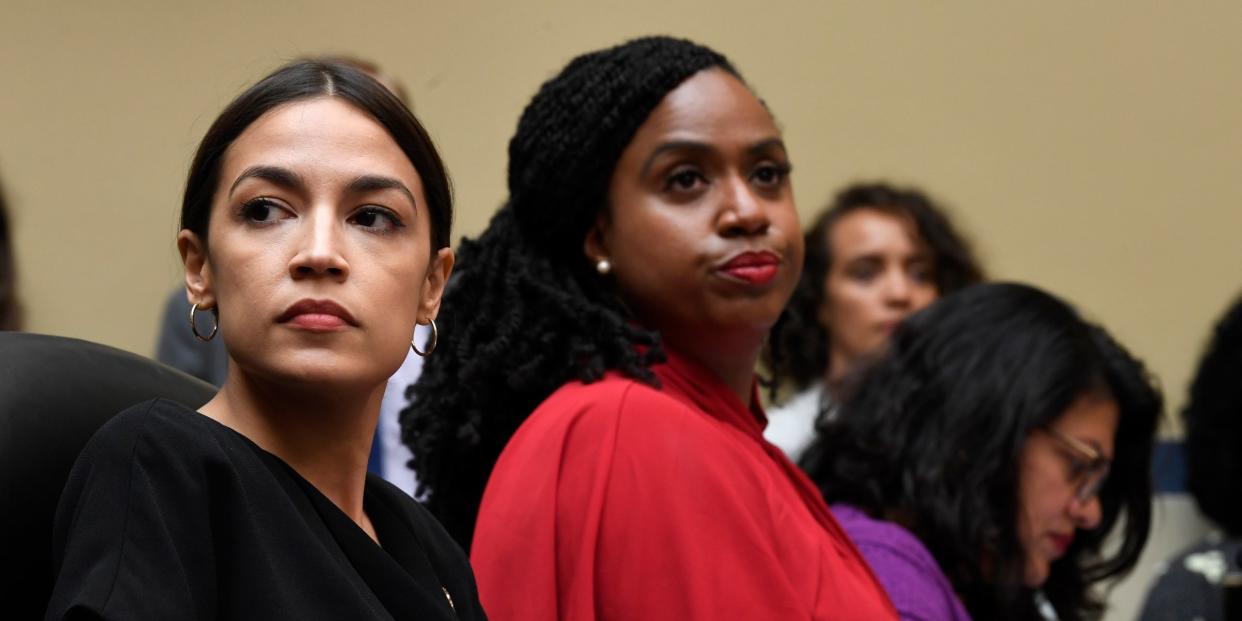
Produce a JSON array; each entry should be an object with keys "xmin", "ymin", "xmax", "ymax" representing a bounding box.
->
[{"xmin": 1040, "ymin": 426, "xmax": 1111, "ymax": 504}]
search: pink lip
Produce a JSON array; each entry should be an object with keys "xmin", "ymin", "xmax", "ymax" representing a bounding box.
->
[
  {"xmin": 718, "ymin": 251, "xmax": 781, "ymax": 286},
  {"xmin": 277, "ymin": 299, "xmax": 358, "ymax": 332},
  {"xmin": 1049, "ymin": 533, "xmax": 1073, "ymax": 555}
]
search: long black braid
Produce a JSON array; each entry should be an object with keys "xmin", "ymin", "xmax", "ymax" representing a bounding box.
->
[{"xmin": 400, "ymin": 36, "xmax": 739, "ymax": 548}]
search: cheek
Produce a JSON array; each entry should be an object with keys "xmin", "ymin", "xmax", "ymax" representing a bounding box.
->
[
  {"xmin": 911, "ymin": 286, "xmax": 939, "ymax": 311},
  {"xmin": 209, "ymin": 243, "xmax": 282, "ymax": 319},
  {"xmin": 1017, "ymin": 452, "xmax": 1063, "ymax": 533},
  {"xmin": 828, "ymin": 282, "xmax": 880, "ymax": 328}
]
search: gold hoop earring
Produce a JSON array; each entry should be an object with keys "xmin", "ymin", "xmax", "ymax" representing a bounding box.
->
[
  {"xmin": 189, "ymin": 302, "xmax": 218, "ymax": 342},
  {"xmin": 411, "ymin": 318, "xmax": 438, "ymax": 357}
]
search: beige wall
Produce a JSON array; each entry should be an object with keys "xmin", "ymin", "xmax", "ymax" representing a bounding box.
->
[
  {"xmin": 5, "ymin": 2, "xmax": 1240, "ymax": 416},
  {"xmin": 4, "ymin": 2, "xmax": 1237, "ymax": 419},
  {"xmin": 4, "ymin": 2, "xmax": 1239, "ymax": 400},
  {"xmin": 3, "ymin": 2, "xmax": 1239, "ymax": 617}
]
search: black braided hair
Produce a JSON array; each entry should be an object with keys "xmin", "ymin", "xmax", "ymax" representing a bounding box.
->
[{"xmin": 400, "ymin": 36, "xmax": 740, "ymax": 548}]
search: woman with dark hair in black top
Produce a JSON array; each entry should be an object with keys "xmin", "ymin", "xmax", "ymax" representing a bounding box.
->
[{"xmin": 45, "ymin": 59, "xmax": 484, "ymax": 620}]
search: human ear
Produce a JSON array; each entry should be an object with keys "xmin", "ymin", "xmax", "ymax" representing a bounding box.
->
[
  {"xmin": 582, "ymin": 211, "xmax": 612, "ymax": 266},
  {"xmin": 177, "ymin": 229, "xmax": 215, "ymax": 310},
  {"xmin": 417, "ymin": 247, "xmax": 455, "ymax": 322}
]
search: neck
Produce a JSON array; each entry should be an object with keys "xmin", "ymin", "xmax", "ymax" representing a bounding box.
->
[
  {"xmin": 664, "ymin": 330, "xmax": 762, "ymax": 406},
  {"xmin": 199, "ymin": 367, "xmax": 384, "ymax": 536},
  {"xmin": 825, "ymin": 348, "xmax": 853, "ymax": 392}
]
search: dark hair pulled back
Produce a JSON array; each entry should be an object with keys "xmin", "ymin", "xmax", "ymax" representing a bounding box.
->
[{"xmin": 180, "ymin": 59, "xmax": 452, "ymax": 254}]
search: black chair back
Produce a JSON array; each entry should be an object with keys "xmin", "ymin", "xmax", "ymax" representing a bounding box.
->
[{"xmin": 0, "ymin": 332, "xmax": 216, "ymax": 617}]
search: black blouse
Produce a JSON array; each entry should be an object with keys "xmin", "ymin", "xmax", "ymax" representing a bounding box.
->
[{"xmin": 45, "ymin": 398, "xmax": 486, "ymax": 620}]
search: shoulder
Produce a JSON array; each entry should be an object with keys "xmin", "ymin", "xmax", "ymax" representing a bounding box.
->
[
  {"xmin": 521, "ymin": 375, "xmax": 751, "ymax": 469},
  {"xmin": 1138, "ymin": 536, "xmax": 1239, "ymax": 620},
  {"xmin": 497, "ymin": 375, "xmax": 766, "ymax": 492},
  {"xmin": 532, "ymin": 374, "xmax": 719, "ymax": 435},
  {"xmin": 72, "ymin": 398, "xmax": 242, "ymax": 486},
  {"xmin": 1146, "ymin": 534, "xmax": 1241, "ymax": 593},
  {"xmin": 84, "ymin": 398, "xmax": 213, "ymax": 455},
  {"xmin": 834, "ymin": 506, "xmax": 932, "ymax": 563},
  {"xmin": 833, "ymin": 505, "xmax": 964, "ymax": 616}
]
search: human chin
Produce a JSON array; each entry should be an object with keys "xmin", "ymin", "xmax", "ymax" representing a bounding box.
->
[
  {"xmin": 244, "ymin": 339, "xmax": 391, "ymax": 388},
  {"xmin": 1022, "ymin": 548, "xmax": 1050, "ymax": 587}
]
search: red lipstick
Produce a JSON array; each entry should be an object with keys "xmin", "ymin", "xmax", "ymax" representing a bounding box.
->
[
  {"xmin": 718, "ymin": 251, "xmax": 781, "ymax": 285},
  {"xmin": 277, "ymin": 299, "xmax": 358, "ymax": 332}
]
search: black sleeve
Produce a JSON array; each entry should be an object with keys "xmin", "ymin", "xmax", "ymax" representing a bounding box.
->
[{"xmin": 45, "ymin": 402, "xmax": 218, "ymax": 621}]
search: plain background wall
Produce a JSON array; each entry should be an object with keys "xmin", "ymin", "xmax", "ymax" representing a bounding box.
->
[{"xmin": 3, "ymin": 2, "xmax": 1239, "ymax": 618}]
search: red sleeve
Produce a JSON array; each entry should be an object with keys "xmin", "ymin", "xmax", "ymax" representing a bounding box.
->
[{"xmin": 472, "ymin": 380, "xmax": 815, "ymax": 620}]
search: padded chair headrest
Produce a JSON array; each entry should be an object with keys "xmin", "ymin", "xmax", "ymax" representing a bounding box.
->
[{"xmin": 0, "ymin": 332, "xmax": 216, "ymax": 616}]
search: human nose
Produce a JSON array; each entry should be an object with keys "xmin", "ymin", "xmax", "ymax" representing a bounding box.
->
[
  {"xmin": 882, "ymin": 270, "xmax": 913, "ymax": 306},
  {"xmin": 717, "ymin": 175, "xmax": 770, "ymax": 238},
  {"xmin": 288, "ymin": 208, "xmax": 349, "ymax": 280}
]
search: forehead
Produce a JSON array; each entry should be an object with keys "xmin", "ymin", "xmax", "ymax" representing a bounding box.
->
[
  {"xmin": 219, "ymin": 97, "xmax": 422, "ymax": 191},
  {"xmin": 1054, "ymin": 392, "xmax": 1120, "ymax": 445},
  {"xmin": 828, "ymin": 209, "xmax": 925, "ymax": 259},
  {"xmin": 629, "ymin": 68, "xmax": 778, "ymax": 145}
]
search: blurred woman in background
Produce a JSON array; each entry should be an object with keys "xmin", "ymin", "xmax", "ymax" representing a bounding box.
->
[
  {"xmin": 802, "ymin": 282, "xmax": 1161, "ymax": 620},
  {"xmin": 1140, "ymin": 294, "xmax": 1242, "ymax": 621},
  {"xmin": 765, "ymin": 182, "xmax": 983, "ymax": 460}
]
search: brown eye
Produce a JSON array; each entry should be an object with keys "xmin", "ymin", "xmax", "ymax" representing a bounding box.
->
[
  {"xmin": 348, "ymin": 206, "xmax": 404, "ymax": 233},
  {"xmin": 240, "ymin": 198, "xmax": 291, "ymax": 224},
  {"xmin": 908, "ymin": 263, "xmax": 934, "ymax": 284},
  {"xmin": 847, "ymin": 262, "xmax": 880, "ymax": 282},
  {"xmin": 752, "ymin": 162, "xmax": 790, "ymax": 188},
  {"xmin": 664, "ymin": 168, "xmax": 706, "ymax": 193}
]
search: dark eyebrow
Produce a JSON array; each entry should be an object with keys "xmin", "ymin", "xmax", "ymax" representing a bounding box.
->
[
  {"xmin": 228, "ymin": 165, "xmax": 305, "ymax": 198},
  {"xmin": 638, "ymin": 140, "xmax": 712, "ymax": 178},
  {"xmin": 346, "ymin": 175, "xmax": 418, "ymax": 208},
  {"xmin": 746, "ymin": 137, "xmax": 787, "ymax": 158},
  {"xmin": 638, "ymin": 137, "xmax": 789, "ymax": 179}
]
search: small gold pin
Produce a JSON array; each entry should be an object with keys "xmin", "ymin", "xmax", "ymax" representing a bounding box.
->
[{"xmin": 442, "ymin": 586, "xmax": 456, "ymax": 611}]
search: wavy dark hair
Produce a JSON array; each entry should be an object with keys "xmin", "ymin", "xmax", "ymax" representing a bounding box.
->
[
  {"xmin": 401, "ymin": 36, "xmax": 742, "ymax": 548},
  {"xmin": 0, "ymin": 176, "xmax": 20, "ymax": 331},
  {"xmin": 801, "ymin": 282, "xmax": 1161, "ymax": 621},
  {"xmin": 766, "ymin": 182, "xmax": 983, "ymax": 393},
  {"xmin": 181, "ymin": 58, "xmax": 452, "ymax": 255},
  {"xmin": 1183, "ymin": 293, "xmax": 1242, "ymax": 536}
]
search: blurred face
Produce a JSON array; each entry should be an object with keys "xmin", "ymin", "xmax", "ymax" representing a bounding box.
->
[
  {"xmin": 179, "ymin": 97, "xmax": 452, "ymax": 390},
  {"xmin": 818, "ymin": 209, "xmax": 937, "ymax": 377},
  {"xmin": 1016, "ymin": 392, "xmax": 1118, "ymax": 586},
  {"xmin": 587, "ymin": 69, "xmax": 802, "ymax": 358}
]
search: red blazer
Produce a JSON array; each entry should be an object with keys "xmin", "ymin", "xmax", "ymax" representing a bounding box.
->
[{"xmin": 471, "ymin": 349, "xmax": 897, "ymax": 620}]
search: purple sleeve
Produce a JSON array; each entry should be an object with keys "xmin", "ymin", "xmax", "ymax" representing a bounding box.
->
[
  {"xmin": 852, "ymin": 539, "xmax": 972, "ymax": 621},
  {"xmin": 832, "ymin": 505, "xmax": 972, "ymax": 621}
]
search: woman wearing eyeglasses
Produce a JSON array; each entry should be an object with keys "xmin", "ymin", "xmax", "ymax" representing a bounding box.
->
[{"xmin": 800, "ymin": 282, "xmax": 1161, "ymax": 620}]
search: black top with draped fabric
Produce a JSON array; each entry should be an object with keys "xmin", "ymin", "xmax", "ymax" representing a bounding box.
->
[{"xmin": 45, "ymin": 398, "xmax": 486, "ymax": 620}]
